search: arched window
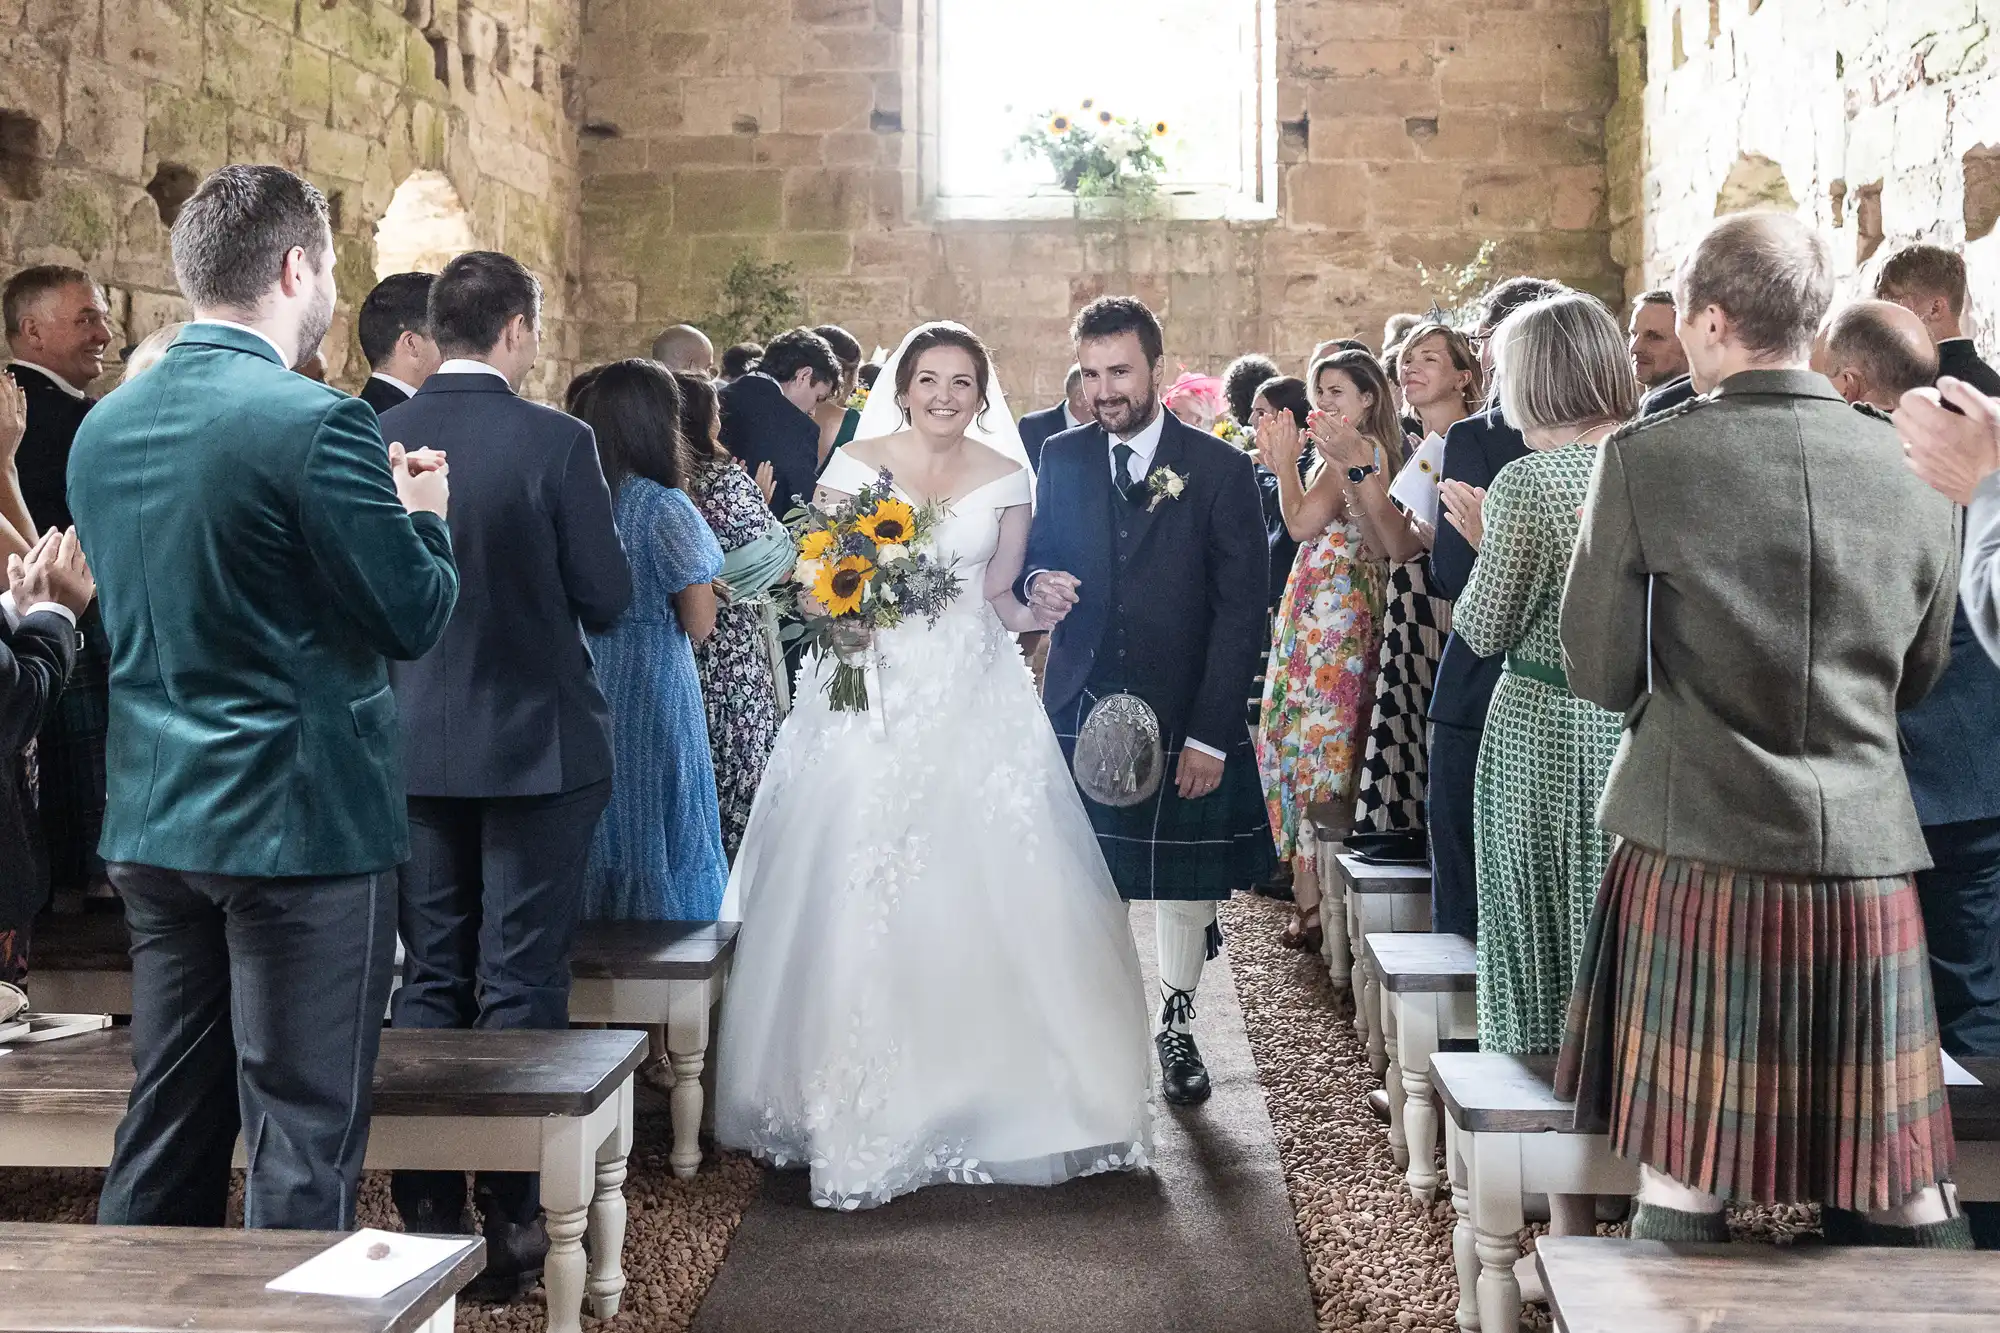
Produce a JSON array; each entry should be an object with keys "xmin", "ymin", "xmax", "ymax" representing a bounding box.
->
[
  {"xmin": 373, "ymin": 170, "xmax": 477, "ymax": 279},
  {"xmin": 921, "ymin": 0, "xmax": 1276, "ymax": 220}
]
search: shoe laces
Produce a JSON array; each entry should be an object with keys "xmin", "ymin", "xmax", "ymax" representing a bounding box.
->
[
  {"xmin": 1159, "ymin": 985, "xmax": 1198, "ymax": 1028},
  {"xmin": 1157, "ymin": 1025, "xmax": 1201, "ymax": 1069}
]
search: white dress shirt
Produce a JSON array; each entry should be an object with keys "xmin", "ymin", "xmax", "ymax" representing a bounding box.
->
[
  {"xmin": 368, "ymin": 371, "xmax": 420, "ymax": 399},
  {"xmin": 5, "ymin": 360, "xmax": 87, "ymax": 399},
  {"xmin": 183, "ymin": 319, "xmax": 289, "ymax": 367},
  {"xmin": 0, "ymin": 591, "xmax": 77, "ymax": 631},
  {"xmin": 436, "ymin": 358, "xmax": 512, "ymax": 384},
  {"xmin": 1062, "ymin": 401, "xmax": 1085, "ymax": 431}
]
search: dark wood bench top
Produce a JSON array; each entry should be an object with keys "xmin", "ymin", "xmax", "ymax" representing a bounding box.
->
[
  {"xmin": 1332, "ymin": 853, "xmax": 1431, "ymax": 895},
  {"xmin": 29, "ymin": 914, "xmax": 738, "ymax": 982},
  {"xmin": 1432, "ymin": 1052, "xmax": 1591, "ymax": 1134},
  {"xmin": 1537, "ymin": 1234, "xmax": 2000, "ymax": 1332},
  {"xmin": 0, "ymin": 1222, "xmax": 483, "ymax": 1333},
  {"xmin": 1947, "ymin": 1056, "xmax": 2000, "ymax": 1140},
  {"xmin": 1364, "ymin": 932, "xmax": 1475, "ymax": 992},
  {"xmin": 569, "ymin": 919, "xmax": 738, "ymax": 979},
  {"xmin": 0, "ymin": 1028, "xmax": 647, "ymax": 1119}
]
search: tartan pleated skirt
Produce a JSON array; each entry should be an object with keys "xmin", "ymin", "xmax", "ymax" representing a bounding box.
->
[{"xmin": 1556, "ymin": 841, "xmax": 1956, "ymax": 1212}]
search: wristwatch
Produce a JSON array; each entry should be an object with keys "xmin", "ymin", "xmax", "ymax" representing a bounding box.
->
[{"xmin": 1346, "ymin": 463, "xmax": 1378, "ymax": 485}]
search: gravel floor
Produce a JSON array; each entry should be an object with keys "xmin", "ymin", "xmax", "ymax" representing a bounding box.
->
[
  {"xmin": 1219, "ymin": 892, "xmax": 1819, "ymax": 1333},
  {"xmin": 0, "ymin": 1076, "xmax": 762, "ymax": 1333}
]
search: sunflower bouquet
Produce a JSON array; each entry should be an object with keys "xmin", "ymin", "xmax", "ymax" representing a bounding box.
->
[
  {"xmin": 786, "ymin": 469, "xmax": 962, "ymax": 712},
  {"xmin": 1013, "ymin": 100, "xmax": 1169, "ymax": 197}
]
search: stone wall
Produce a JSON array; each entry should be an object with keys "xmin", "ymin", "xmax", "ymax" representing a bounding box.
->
[
  {"xmin": 0, "ymin": 0, "xmax": 583, "ymax": 398},
  {"xmin": 575, "ymin": 0, "xmax": 1622, "ymax": 405},
  {"xmin": 1623, "ymin": 0, "xmax": 2000, "ymax": 344}
]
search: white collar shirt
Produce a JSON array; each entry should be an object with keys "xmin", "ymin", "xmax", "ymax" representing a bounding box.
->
[
  {"xmin": 436, "ymin": 358, "xmax": 511, "ymax": 383},
  {"xmin": 1107, "ymin": 407, "xmax": 1168, "ymax": 486},
  {"xmin": 5, "ymin": 360, "xmax": 87, "ymax": 399},
  {"xmin": 1062, "ymin": 401, "xmax": 1085, "ymax": 431},
  {"xmin": 369, "ymin": 371, "xmax": 420, "ymax": 398}
]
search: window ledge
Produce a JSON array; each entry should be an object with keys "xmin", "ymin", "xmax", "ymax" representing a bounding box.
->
[{"xmin": 927, "ymin": 190, "xmax": 1277, "ymax": 223}]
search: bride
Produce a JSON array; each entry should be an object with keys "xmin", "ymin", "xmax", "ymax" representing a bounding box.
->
[{"xmin": 714, "ymin": 322, "xmax": 1154, "ymax": 1210}]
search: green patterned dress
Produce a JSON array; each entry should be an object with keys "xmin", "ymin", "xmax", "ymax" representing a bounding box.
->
[{"xmin": 1453, "ymin": 442, "xmax": 1623, "ymax": 1055}]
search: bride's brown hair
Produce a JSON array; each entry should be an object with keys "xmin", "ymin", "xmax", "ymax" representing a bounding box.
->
[{"xmin": 894, "ymin": 323, "xmax": 994, "ymax": 429}]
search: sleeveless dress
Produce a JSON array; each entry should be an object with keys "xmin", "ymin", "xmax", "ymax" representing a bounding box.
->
[{"xmin": 715, "ymin": 449, "xmax": 1154, "ymax": 1211}]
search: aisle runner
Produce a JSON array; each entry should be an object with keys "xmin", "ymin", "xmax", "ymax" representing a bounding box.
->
[{"xmin": 691, "ymin": 908, "xmax": 1319, "ymax": 1333}]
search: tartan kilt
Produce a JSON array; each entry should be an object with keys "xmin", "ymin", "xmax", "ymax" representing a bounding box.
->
[
  {"xmin": 1556, "ymin": 840, "xmax": 1955, "ymax": 1213},
  {"xmin": 1052, "ymin": 687, "xmax": 1276, "ymax": 902},
  {"xmin": 35, "ymin": 608, "xmax": 107, "ymax": 892}
]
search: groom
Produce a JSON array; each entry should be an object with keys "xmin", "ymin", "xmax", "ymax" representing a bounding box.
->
[{"xmin": 1021, "ymin": 296, "xmax": 1274, "ymax": 1105}]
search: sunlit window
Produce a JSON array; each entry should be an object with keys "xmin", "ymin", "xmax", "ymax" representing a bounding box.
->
[{"xmin": 929, "ymin": 0, "xmax": 1275, "ymax": 218}]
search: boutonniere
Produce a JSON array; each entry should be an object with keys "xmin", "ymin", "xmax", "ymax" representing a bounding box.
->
[{"xmin": 1145, "ymin": 465, "xmax": 1186, "ymax": 512}]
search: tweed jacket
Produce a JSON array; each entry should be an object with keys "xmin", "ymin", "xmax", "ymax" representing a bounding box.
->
[
  {"xmin": 67, "ymin": 323, "xmax": 460, "ymax": 878},
  {"xmin": 1559, "ymin": 368, "xmax": 1959, "ymax": 878}
]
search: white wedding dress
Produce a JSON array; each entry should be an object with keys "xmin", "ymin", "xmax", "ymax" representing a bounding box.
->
[{"xmin": 715, "ymin": 449, "xmax": 1154, "ymax": 1210}]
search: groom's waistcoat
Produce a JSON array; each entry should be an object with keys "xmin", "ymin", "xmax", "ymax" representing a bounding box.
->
[{"xmin": 1023, "ymin": 413, "xmax": 1270, "ymax": 755}]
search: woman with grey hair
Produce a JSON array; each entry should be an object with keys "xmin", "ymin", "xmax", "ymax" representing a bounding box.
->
[{"xmin": 1443, "ymin": 291, "xmax": 1637, "ymax": 1281}]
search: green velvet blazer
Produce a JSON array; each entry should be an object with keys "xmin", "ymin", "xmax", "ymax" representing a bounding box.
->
[{"xmin": 68, "ymin": 322, "xmax": 459, "ymax": 878}]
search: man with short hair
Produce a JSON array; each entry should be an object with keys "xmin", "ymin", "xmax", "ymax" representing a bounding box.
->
[
  {"xmin": 1561, "ymin": 211, "xmax": 1963, "ymax": 1245},
  {"xmin": 1022, "ymin": 295, "xmax": 1272, "ymax": 1109},
  {"xmin": 357, "ymin": 272, "xmax": 441, "ymax": 415},
  {"xmin": 1017, "ymin": 363, "xmax": 1088, "ymax": 472},
  {"xmin": 1876, "ymin": 243, "xmax": 2000, "ymax": 395},
  {"xmin": 1629, "ymin": 288, "xmax": 1696, "ymax": 415},
  {"xmin": 649, "ymin": 323, "xmax": 714, "ymax": 376},
  {"xmin": 1428, "ymin": 275, "xmax": 1562, "ymax": 943},
  {"xmin": 3, "ymin": 265, "xmax": 115, "ymax": 911},
  {"xmin": 1811, "ymin": 299, "xmax": 1938, "ymax": 410},
  {"xmin": 76, "ymin": 164, "xmax": 459, "ymax": 1233},
  {"xmin": 719, "ymin": 326, "xmax": 840, "ymax": 516},
  {"xmin": 718, "ymin": 341, "xmax": 762, "ymax": 384},
  {"xmin": 380, "ymin": 250, "xmax": 631, "ymax": 1294}
]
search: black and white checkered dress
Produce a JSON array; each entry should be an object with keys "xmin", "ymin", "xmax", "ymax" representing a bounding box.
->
[{"xmin": 1351, "ymin": 557, "xmax": 1449, "ymax": 834}]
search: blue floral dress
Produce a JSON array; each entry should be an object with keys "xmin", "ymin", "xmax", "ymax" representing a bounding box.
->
[{"xmin": 584, "ymin": 479, "xmax": 728, "ymax": 921}]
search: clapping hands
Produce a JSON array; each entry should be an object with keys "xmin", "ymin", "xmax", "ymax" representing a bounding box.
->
[
  {"xmin": 1255, "ymin": 411, "xmax": 1306, "ymax": 475},
  {"xmin": 1897, "ymin": 377, "xmax": 2000, "ymax": 505},
  {"xmin": 1439, "ymin": 480, "xmax": 1486, "ymax": 550},
  {"xmin": 9, "ymin": 527, "xmax": 94, "ymax": 616},
  {"xmin": 1308, "ymin": 410, "xmax": 1376, "ymax": 472},
  {"xmin": 388, "ymin": 442, "xmax": 450, "ymax": 518},
  {"xmin": 0, "ymin": 375, "xmax": 26, "ymax": 463}
]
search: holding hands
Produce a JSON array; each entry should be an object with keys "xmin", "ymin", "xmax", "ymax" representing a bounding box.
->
[
  {"xmin": 9, "ymin": 527, "xmax": 95, "ymax": 616},
  {"xmin": 1439, "ymin": 480, "xmax": 1487, "ymax": 550},
  {"xmin": 1897, "ymin": 377, "xmax": 2000, "ymax": 505},
  {"xmin": 1028, "ymin": 569, "xmax": 1081, "ymax": 631},
  {"xmin": 389, "ymin": 441, "xmax": 450, "ymax": 518}
]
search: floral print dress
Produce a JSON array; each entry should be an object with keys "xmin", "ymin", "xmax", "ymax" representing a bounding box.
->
[
  {"xmin": 691, "ymin": 459, "xmax": 786, "ymax": 860},
  {"xmin": 1256, "ymin": 502, "xmax": 1387, "ymax": 872}
]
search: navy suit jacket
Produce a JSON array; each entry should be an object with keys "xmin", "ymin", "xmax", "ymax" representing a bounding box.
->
[
  {"xmin": 1427, "ymin": 404, "xmax": 1529, "ymax": 729},
  {"xmin": 381, "ymin": 373, "xmax": 632, "ymax": 799},
  {"xmin": 1021, "ymin": 413, "xmax": 1268, "ymax": 753},
  {"xmin": 1639, "ymin": 374, "xmax": 1699, "ymax": 417},
  {"xmin": 1017, "ymin": 402, "xmax": 1070, "ymax": 474},
  {"xmin": 1939, "ymin": 339, "xmax": 2000, "ymax": 397},
  {"xmin": 358, "ymin": 374, "xmax": 414, "ymax": 417},
  {"xmin": 720, "ymin": 373, "xmax": 819, "ymax": 517},
  {"xmin": 8, "ymin": 364, "xmax": 91, "ymax": 531}
]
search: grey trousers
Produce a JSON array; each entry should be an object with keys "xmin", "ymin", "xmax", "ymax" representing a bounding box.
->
[{"xmin": 97, "ymin": 862, "xmax": 398, "ymax": 1231}]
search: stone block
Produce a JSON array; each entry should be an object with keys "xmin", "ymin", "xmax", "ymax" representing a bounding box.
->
[
  {"xmin": 783, "ymin": 166, "xmax": 872, "ymax": 230},
  {"xmin": 641, "ymin": 135, "xmax": 751, "ymax": 167},
  {"xmin": 1500, "ymin": 111, "xmax": 1604, "ymax": 167},
  {"xmin": 1549, "ymin": 165, "xmax": 1608, "ymax": 230},
  {"xmin": 749, "ymin": 133, "xmax": 826, "ymax": 167},
  {"xmin": 674, "ymin": 166, "xmax": 784, "ymax": 232},
  {"xmin": 330, "ymin": 61, "xmax": 402, "ymax": 138},
  {"xmin": 978, "ymin": 273, "xmax": 1071, "ymax": 319},
  {"xmin": 1306, "ymin": 78, "xmax": 1440, "ymax": 119},
  {"xmin": 805, "ymin": 276, "xmax": 911, "ymax": 323},
  {"xmin": 16, "ymin": 173, "xmax": 117, "ymax": 265},
  {"xmin": 1309, "ymin": 114, "xmax": 1421, "ymax": 163},
  {"xmin": 782, "ymin": 72, "xmax": 874, "ymax": 134},
  {"xmin": 204, "ymin": 8, "xmax": 291, "ymax": 108},
  {"xmin": 794, "ymin": 0, "xmax": 872, "ymax": 26},
  {"xmin": 1540, "ymin": 56, "xmax": 1616, "ymax": 114},
  {"xmin": 1285, "ymin": 163, "xmax": 1372, "ymax": 229},
  {"xmin": 820, "ymin": 131, "xmax": 879, "ymax": 165},
  {"xmin": 770, "ymin": 230, "xmax": 853, "ymax": 274},
  {"xmin": 61, "ymin": 59, "xmax": 148, "ymax": 178},
  {"xmin": 114, "ymin": 191, "xmax": 171, "ymax": 284},
  {"xmin": 1464, "ymin": 166, "xmax": 1551, "ymax": 227},
  {"xmin": 457, "ymin": 5, "xmax": 499, "ymax": 63},
  {"xmin": 307, "ymin": 123, "xmax": 372, "ymax": 184},
  {"xmin": 851, "ymin": 229, "xmax": 943, "ymax": 275},
  {"xmin": 680, "ymin": 76, "xmax": 784, "ymax": 137},
  {"xmin": 1292, "ymin": 40, "xmax": 1437, "ymax": 80},
  {"xmin": 300, "ymin": 0, "xmax": 409, "ymax": 81},
  {"xmin": 145, "ymin": 88, "xmax": 228, "ymax": 173},
  {"xmin": 810, "ymin": 29, "xmax": 895, "ymax": 72},
  {"xmin": 228, "ymin": 107, "xmax": 290, "ymax": 164},
  {"xmin": 100, "ymin": 0, "xmax": 203, "ymax": 85},
  {"xmin": 286, "ymin": 44, "xmax": 334, "ymax": 122}
]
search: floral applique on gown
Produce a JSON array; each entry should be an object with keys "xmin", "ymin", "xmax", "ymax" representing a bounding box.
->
[{"xmin": 715, "ymin": 450, "xmax": 1154, "ymax": 1210}]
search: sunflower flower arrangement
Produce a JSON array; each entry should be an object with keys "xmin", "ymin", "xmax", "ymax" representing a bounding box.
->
[
  {"xmin": 786, "ymin": 470, "xmax": 963, "ymax": 712},
  {"xmin": 1013, "ymin": 100, "xmax": 1170, "ymax": 198}
]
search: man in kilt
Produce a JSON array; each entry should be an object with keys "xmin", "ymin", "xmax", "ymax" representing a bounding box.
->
[{"xmin": 1022, "ymin": 296, "xmax": 1275, "ymax": 1105}]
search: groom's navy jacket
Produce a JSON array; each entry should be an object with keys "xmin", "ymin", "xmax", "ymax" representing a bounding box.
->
[{"xmin": 1020, "ymin": 412, "xmax": 1268, "ymax": 754}]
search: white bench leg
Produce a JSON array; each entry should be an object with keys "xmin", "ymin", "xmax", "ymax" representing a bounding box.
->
[
  {"xmin": 1382, "ymin": 986, "xmax": 1407, "ymax": 1170},
  {"xmin": 414, "ymin": 1297, "xmax": 455, "ymax": 1333},
  {"xmin": 1400, "ymin": 998, "xmax": 1441, "ymax": 1203},
  {"xmin": 539, "ymin": 1112, "xmax": 600, "ymax": 1333},
  {"xmin": 1322, "ymin": 857, "xmax": 1352, "ymax": 995},
  {"xmin": 1350, "ymin": 895, "xmax": 1369, "ymax": 1044},
  {"xmin": 587, "ymin": 1078, "xmax": 634, "ymax": 1319},
  {"xmin": 667, "ymin": 978, "xmax": 711, "ymax": 1179},
  {"xmin": 1468, "ymin": 1133, "xmax": 1526, "ymax": 1333},
  {"xmin": 1445, "ymin": 1119, "xmax": 1478, "ymax": 1331}
]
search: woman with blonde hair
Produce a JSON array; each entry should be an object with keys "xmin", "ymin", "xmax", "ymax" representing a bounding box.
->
[
  {"xmin": 1440, "ymin": 291, "xmax": 1636, "ymax": 1287},
  {"xmin": 120, "ymin": 324, "xmax": 186, "ymax": 384}
]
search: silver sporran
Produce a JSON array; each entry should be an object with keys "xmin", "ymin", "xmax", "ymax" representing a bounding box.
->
[{"xmin": 1073, "ymin": 692, "xmax": 1164, "ymax": 808}]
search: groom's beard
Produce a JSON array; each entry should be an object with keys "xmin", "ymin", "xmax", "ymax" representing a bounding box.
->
[{"xmin": 1094, "ymin": 387, "xmax": 1160, "ymax": 437}]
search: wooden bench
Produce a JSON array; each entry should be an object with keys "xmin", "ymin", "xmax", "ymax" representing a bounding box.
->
[
  {"xmin": 1535, "ymin": 1234, "xmax": 2000, "ymax": 1332},
  {"xmin": 1321, "ymin": 851, "xmax": 1430, "ymax": 1078},
  {"xmin": 1431, "ymin": 1052, "xmax": 1637, "ymax": 1333},
  {"xmin": 1365, "ymin": 931, "xmax": 1476, "ymax": 1199},
  {"xmin": 24, "ymin": 913, "xmax": 736, "ymax": 1182},
  {"xmin": 0, "ymin": 1027, "xmax": 644, "ymax": 1333},
  {"xmin": 0, "ymin": 1221, "xmax": 483, "ymax": 1333}
]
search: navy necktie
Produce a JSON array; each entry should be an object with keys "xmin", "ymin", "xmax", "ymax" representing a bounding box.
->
[{"xmin": 1112, "ymin": 443, "xmax": 1140, "ymax": 503}]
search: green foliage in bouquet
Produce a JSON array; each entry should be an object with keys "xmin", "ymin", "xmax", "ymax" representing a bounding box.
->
[{"xmin": 1013, "ymin": 102, "xmax": 1170, "ymax": 198}]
